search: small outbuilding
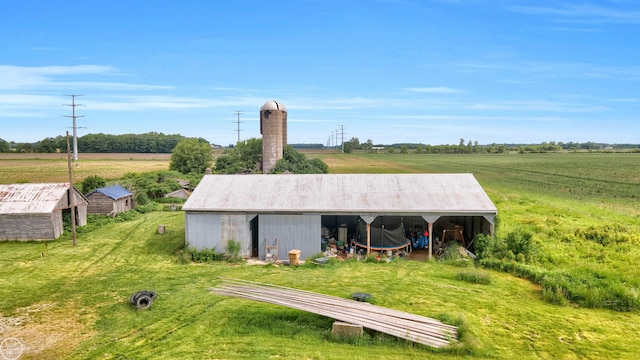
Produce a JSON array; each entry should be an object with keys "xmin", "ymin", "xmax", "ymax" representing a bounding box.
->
[
  {"xmin": 0, "ymin": 183, "xmax": 88, "ymax": 241},
  {"xmin": 182, "ymin": 173, "xmax": 497, "ymax": 261},
  {"xmin": 86, "ymin": 185, "xmax": 134, "ymax": 216},
  {"xmin": 164, "ymin": 188, "xmax": 191, "ymax": 200}
]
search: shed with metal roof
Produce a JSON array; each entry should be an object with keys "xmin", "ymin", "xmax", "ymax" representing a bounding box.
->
[
  {"xmin": 86, "ymin": 185, "xmax": 134, "ymax": 216},
  {"xmin": 0, "ymin": 183, "xmax": 88, "ymax": 241},
  {"xmin": 183, "ymin": 173, "xmax": 497, "ymax": 261}
]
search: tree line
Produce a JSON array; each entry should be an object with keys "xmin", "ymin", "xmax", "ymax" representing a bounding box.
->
[
  {"xmin": 0, "ymin": 132, "xmax": 202, "ymax": 153},
  {"xmin": 342, "ymin": 137, "xmax": 640, "ymax": 154}
]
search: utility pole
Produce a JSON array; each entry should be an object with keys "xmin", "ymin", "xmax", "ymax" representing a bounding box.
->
[
  {"xmin": 339, "ymin": 125, "xmax": 346, "ymax": 153},
  {"xmin": 233, "ymin": 110, "xmax": 244, "ymax": 144},
  {"xmin": 66, "ymin": 131, "xmax": 77, "ymax": 246},
  {"xmin": 64, "ymin": 94, "xmax": 84, "ymax": 161}
]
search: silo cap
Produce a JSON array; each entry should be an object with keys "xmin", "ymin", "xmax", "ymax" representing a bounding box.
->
[{"xmin": 261, "ymin": 100, "xmax": 287, "ymax": 112}]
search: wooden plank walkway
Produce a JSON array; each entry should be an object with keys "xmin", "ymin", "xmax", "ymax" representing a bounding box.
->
[{"xmin": 209, "ymin": 278, "xmax": 458, "ymax": 348}]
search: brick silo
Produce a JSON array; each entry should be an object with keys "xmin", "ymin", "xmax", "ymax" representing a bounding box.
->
[{"xmin": 260, "ymin": 100, "xmax": 287, "ymax": 173}]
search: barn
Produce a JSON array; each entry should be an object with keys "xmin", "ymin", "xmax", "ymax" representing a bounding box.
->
[
  {"xmin": 86, "ymin": 185, "xmax": 134, "ymax": 216},
  {"xmin": 182, "ymin": 173, "xmax": 497, "ymax": 261},
  {"xmin": 0, "ymin": 183, "xmax": 88, "ymax": 241}
]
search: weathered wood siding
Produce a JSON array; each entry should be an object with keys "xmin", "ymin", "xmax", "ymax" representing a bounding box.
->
[
  {"xmin": 87, "ymin": 193, "xmax": 132, "ymax": 215},
  {"xmin": 0, "ymin": 214, "xmax": 57, "ymax": 240}
]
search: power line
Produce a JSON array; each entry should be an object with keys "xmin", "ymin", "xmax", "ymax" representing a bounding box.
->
[
  {"xmin": 63, "ymin": 94, "xmax": 84, "ymax": 161},
  {"xmin": 233, "ymin": 110, "xmax": 244, "ymax": 144}
]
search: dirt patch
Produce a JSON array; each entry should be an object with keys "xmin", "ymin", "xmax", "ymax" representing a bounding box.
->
[{"xmin": 0, "ymin": 302, "xmax": 95, "ymax": 359}]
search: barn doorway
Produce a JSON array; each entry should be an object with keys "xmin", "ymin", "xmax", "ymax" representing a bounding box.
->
[{"xmin": 250, "ymin": 216, "xmax": 259, "ymax": 258}]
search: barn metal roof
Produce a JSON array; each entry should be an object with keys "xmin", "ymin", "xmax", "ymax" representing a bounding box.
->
[
  {"xmin": 87, "ymin": 185, "xmax": 132, "ymax": 200},
  {"xmin": 183, "ymin": 174, "xmax": 497, "ymax": 216},
  {"xmin": 0, "ymin": 183, "xmax": 78, "ymax": 214}
]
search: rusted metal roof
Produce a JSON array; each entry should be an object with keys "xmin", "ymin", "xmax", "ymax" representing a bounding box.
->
[
  {"xmin": 0, "ymin": 183, "xmax": 76, "ymax": 214},
  {"xmin": 183, "ymin": 174, "xmax": 497, "ymax": 216}
]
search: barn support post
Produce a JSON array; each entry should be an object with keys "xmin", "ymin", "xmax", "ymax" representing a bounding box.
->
[
  {"xmin": 359, "ymin": 215, "xmax": 376, "ymax": 256},
  {"xmin": 422, "ymin": 215, "xmax": 440, "ymax": 261},
  {"xmin": 427, "ymin": 222, "xmax": 433, "ymax": 261}
]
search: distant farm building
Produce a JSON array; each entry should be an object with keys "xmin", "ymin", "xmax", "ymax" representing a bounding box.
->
[
  {"xmin": 86, "ymin": 185, "xmax": 134, "ymax": 216},
  {"xmin": 0, "ymin": 183, "xmax": 88, "ymax": 241},
  {"xmin": 182, "ymin": 173, "xmax": 497, "ymax": 261},
  {"xmin": 164, "ymin": 188, "xmax": 191, "ymax": 200}
]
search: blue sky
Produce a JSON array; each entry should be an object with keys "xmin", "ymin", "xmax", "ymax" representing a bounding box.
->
[{"xmin": 1, "ymin": 0, "xmax": 639, "ymax": 146}]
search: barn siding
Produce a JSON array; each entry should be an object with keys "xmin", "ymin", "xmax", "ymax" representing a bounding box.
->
[
  {"xmin": 220, "ymin": 214, "xmax": 253, "ymax": 258},
  {"xmin": 0, "ymin": 184, "xmax": 87, "ymax": 241},
  {"xmin": 0, "ymin": 214, "xmax": 56, "ymax": 240},
  {"xmin": 258, "ymin": 214, "xmax": 321, "ymax": 261},
  {"xmin": 185, "ymin": 213, "xmax": 255, "ymax": 258},
  {"xmin": 185, "ymin": 212, "xmax": 222, "ymax": 250}
]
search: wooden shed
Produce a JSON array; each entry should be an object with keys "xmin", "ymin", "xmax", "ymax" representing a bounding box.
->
[
  {"xmin": 86, "ymin": 185, "xmax": 134, "ymax": 216},
  {"xmin": 0, "ymin": 183, "xmax": 88, "ymax": 241}
]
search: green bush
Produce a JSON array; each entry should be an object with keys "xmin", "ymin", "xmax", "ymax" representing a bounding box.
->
[
  {"xmin": 187, "ymin": 247, "xmax": 224, "ymax": 263},
  {"xmin": 226, "ymin": 239, "xmax": 242, "ymax": 262},
  {"xmin": 455, "ymin": 270, "xmax": 491, "ymax": 284},
  {"xmin": 504, "ymin": 229, "xmax": 536, "ymax": 262},
  {"xmin": 474, "ymin": 233, "xmax": 504, "ymax": 260},
  {"xmin": 575, "ymin": 224, "xmax": 636, "ymax": 246}
]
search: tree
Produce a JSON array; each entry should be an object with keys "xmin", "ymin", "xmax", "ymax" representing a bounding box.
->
[
  {"xmin": 80, "ymin": 175, "xmax": 106, "ymax": 194},
  {"xmin": 343, "ymin": 137, "xmax": 360, "ymax": 153},
  {"xmin": 0, "ymin": 138, "xmax": 9, "ymax": 152},
  {"xmin": 215, "ymin": 138, "xmax": 262, "ymax": 174},
  {"xmin": 362, "ymin": 139, "xmax": 373, "ymax": 152},
  {"xmin": 169, "ymin": 138, "xmax": 213, "ymax": 174},
  {"xmin": 271, "ymin": 145, "xmax": 329, "ymax": 174}
]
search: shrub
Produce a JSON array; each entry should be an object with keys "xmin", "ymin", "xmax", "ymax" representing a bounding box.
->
[
  {"xmin": 474, "ymin": 234, "xmax": 505, "ymax": 261},
  {"xmin": 504, "ymin": 229, "xmax": 536, "ymax": 262},
  {"xmin": 80, "ymin": 175, "xmax": 106, "ymax": 194},
  {"xmin": 455, "ymin": 270, "xmax": 491, "ymax": 284},
  {"xmin": 226, "ymin": 239, "xmax": 242, "ymax": 262},
  {"xmin": 575, "ymin": 224, "xmax": 635, "ymax": 246}
]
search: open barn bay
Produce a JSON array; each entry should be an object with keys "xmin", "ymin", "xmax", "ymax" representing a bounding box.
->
[{"xmin": 0, "ymin": 152, "xmax": 639, "ymax": 359}]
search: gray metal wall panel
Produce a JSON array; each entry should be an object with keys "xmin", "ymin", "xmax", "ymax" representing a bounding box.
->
[
  {"xmin": 185, "ymin": 212, "xmax": 221, "ymax": 250},
  {"xmin": 220, "ymin": 214, "xmax": 252, "ymax": 258},
  {"xmin": 258, "ymin": 214, "xmax": 320, "ymax": 261}
]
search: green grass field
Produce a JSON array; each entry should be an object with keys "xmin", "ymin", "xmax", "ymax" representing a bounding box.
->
[{"xmin": 1, "ymin": 152, "xmax": 639, "ymax": 359}]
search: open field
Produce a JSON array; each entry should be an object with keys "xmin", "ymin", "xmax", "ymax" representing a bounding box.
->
[
  {"xmin": 0, "ymin": 153, "xmax": 172, "ymax": 184},
  {"xmin": 1, "ymin": 152, "xmax": 639, "ymax": 358}
]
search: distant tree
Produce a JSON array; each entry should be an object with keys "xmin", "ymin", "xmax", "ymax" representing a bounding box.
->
[
  {"xmin": 15, "ymin": 143, "xmax": 34, "ymax": 153},
  {"xmin": 80, "ymin": 175, "xmax": 106, "ymax": 194},
  {"xmin": 343, "ymin": 137, "xmax": 360, "ymax": 154},
  {"xmin": 169, "ymin": 138, "xmax": 213, "ymax": 174},
  {"xmin": 399, "ymin": 145, "xmax": 408, "ymax": 154},
  {"xmin": 0, "ymin": 138, "xmax": 9, "ymax": 152},
  {"xmin": 271, "ymin": 145, "xmax": 329, "ymax": 174},
  {"xmin": 35, "ymin": 137, "xmax": 59, "ymax": 153},
  {"xmin": 120, "ymin": 170, "xmax": 186, "ymax": 200},
  {"xmin": 215, "ymin": 138, "xmax": 262, "ymax": 174}
]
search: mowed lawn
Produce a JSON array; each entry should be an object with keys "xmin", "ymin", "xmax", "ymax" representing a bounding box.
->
[{"xmin": 1, "ymin": 151, "xmax": 639, "ymax": 359}]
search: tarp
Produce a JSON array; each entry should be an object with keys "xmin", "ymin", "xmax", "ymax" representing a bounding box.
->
[{"xmin": 356, "ymin": 221, "xmax": 410, "ymax": 249}]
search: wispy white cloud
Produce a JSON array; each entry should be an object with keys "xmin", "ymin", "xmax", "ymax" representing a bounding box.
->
[
  {"xmin": 464, "ymin": 100, "xmax": 608, "ymax": 113},
  {"xmin": 455, "ymin": 60, "xmax": 640, "ymax": 81},
  {"xmin": 403, "ymin": 87, "xmax": 464, "ymax": 94},
  {"xmin": 511, "ymin": 4, "xmax": 640, "ymax": 24},
  {"xmin": 393, "ymin": 114, "xmax": 569, "ymax": 123},
  {"xmin": 0, "ymin": 65, "xmax": 170, "ymax": 91}
]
